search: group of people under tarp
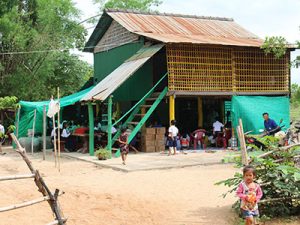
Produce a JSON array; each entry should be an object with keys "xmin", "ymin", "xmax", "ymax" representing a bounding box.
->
[
  {"xmin": 49, "ymin": 118, "xmax": 140, "ymax": 153},
  {"xmin": 165, "ymin": 117, "xmax": 232, "ymax": 154}
]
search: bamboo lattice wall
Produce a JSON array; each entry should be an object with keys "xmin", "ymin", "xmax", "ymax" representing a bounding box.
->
[{"xmin": 166, "ymin": 44, "xmax": 289, "ymax": 94}]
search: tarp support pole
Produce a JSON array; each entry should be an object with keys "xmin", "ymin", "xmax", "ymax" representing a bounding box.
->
[
  {"xmin": 43, "ymin": 105, "xmax": 46, "ymax": 160},
  {"xmin": 16, "ymin": 107, "xmax": 21, "ymax": 138},
  {"xmin": 31, "ymin": 109, "xmax": 37, "ymax": 155},
  {"xmin": 107, "ymin": 96, "xmax": 113, "ymax": 157},
  {"xmin": 197, "ymin": 97, "xmax": 203, "ymax": 127},
  {"xmin": 88, "ymin": 102, "xmax": 94, "ymax": 156},
  {"xmin": 169, "ymin": 95, "xmax": 175, "ymax": 122}
]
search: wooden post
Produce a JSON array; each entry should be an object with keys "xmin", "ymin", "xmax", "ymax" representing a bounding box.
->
[
  {"xmin": 43, "ymin": 105, "xmax": 46, "ymax": 160},
  {"xmin": 169, "ymin": 95, "xmax": 175, "ymax": 122},
  {"xmin": 238, "ymin": 119, "xmax": 248, "ymax": 165},
  {"xmin": 57, "ymin": 88, "xmax": 61, "ymax": 172},
  {"xmin": 107, "ymin": 96, "xmax": 113, "ymax": 156},
  {"xmin": 31, "ymin": 109, "xmax": 37, "ymax": 155},
  {"xmin": 88, "ymin": 102, "xmax": 94, "ymax": 156},
  {"xmin": 197, "ymin": 96, "xmax": 203, "ymax": 127}
]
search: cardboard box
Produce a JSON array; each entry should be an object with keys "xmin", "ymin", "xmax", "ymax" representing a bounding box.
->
[
  {"xmin": 155, "ymin": 139, "xmax": 165, "ymax": 146},
  {"xmin": 142, "ymin": 127, "xmax": 156, "ymax": 135},
  {"xmin": 155, "ymin": 134, "xmax": 165, "ymax": 140},
  {"xmin": 142, "ymin": 144, "xmax": 156, "ymax": 152},
  {"xmin": 156, "ymin": 127, "xmax": 166, "ymax": 134},
  {"xmin": 141, "ymin": 134, "xmax": 155, "ymax": 142},
  {"xmin": 155, "ymin": 145, "xmax": 166, "ymax": 152}
]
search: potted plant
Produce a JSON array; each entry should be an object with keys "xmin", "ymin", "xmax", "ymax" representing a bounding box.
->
[{"xmin": 95, "ymin": 148, "xmax": 111, "ymax": 160}]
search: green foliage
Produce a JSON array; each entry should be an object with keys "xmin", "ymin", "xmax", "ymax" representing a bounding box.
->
[
  {"xmin": 216, "ymin": 147, "xmax": 300, "ymax": 218},
  {"xmin": 95, "ymin": 148, "xmax": 111, "ymax": 160},
  {"xmin": 261, "ymin": 36, "xmax": 288, "ymax": 59},
  {"xmin": 93, "ymin": 0, "xmax": 162, "ymax": 11},
  {"xmin": 0, "ymin": 96, "xmax": 18, "ymax": 109},
  {"xmin": 0, "ymin": 0, "xmax": 91, "ymax": 101}
]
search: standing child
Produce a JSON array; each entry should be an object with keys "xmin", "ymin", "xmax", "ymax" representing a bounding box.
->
[
  {"xmin": 168, "ymin": 120, "xmax": 179, "ymax": 156},
  {"xmin": 236, "ymin": 165, "xmax": 263, "ymax": 225},
  {"xmin": 118, "ymin": 127, "xmax": 129, "ymax": 165}
]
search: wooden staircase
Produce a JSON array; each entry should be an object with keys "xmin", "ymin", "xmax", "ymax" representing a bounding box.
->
[{"xmin": 111, "ymin": 87, "xmax": 168, "ymax": 146}]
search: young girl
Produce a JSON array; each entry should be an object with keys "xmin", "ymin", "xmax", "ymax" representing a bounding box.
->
[
  {"xmin": 118, "ymin": 127, "xmax": 129, "ymax": 165},
  {"xmin": 236, "ymin": 165, "xmax": 263, "ymax": 225}
]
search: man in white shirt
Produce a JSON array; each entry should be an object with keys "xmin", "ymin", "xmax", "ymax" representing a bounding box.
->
[
  {"xmin": 213, "ymin": 117, "xmax": 224, "ymax": 134},
  {"xmin": 168, "ymin": 120, "xmax": 179, "ymax": 155}
]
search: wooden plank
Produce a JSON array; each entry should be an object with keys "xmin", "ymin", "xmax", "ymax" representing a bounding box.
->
[{"xmin": 0, "ymin": 174, "xmax": 35, "ymax": 181}]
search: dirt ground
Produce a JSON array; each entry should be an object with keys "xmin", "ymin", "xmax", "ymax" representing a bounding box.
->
[{"xmin": 0, "ymin": 149, "xmax": 299, "ymax": 225}]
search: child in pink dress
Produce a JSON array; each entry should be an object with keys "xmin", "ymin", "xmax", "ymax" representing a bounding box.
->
[{"xmin": 236, "ymin": 165, "xmax": 263, "ymax": 225}]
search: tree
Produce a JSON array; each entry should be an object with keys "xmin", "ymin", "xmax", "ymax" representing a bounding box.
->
[
  {"xmin": 0, "ymin": 0, "xmax": 91, "ymax": 101},
  {"xmin": 93, "ymin": 0, "xmax": 162, "ymax": 11}
]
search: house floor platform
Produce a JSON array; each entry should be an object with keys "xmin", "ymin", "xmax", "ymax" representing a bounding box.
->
[{"xmin": 61, "ymin": 149, "xmax": 238, "ymax": 172}]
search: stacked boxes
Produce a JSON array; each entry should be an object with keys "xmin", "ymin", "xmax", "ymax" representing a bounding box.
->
[
  {"xmin": 155, "ymin": 127, "xmax": 166, "ymax": 152},
  {"xmin": 141, "ymin": 127, "xmax": 166, "ymax": 152}
]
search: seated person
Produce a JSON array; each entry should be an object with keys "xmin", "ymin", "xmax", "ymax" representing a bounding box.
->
[
  {"xmin": 192, "ymin": 128, "xmax": 206, "ymax": 150},
  {"xmin": 263, "ymin": 112, "xmax": 280, "ymax": 135},
  {"xmin": 180, "ymin": 133, "xmax": 190, "ymax": 150}
]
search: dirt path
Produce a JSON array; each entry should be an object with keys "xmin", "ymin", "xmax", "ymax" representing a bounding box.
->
[{"xmin": 0, "ymin": 150, "xmax": 299, "ymax": 225}]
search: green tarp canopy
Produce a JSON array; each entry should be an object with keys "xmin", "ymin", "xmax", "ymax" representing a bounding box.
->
[
  {"xmin": 18, "ymin": 87, "xmax": 93, "ymax": 138},
  {"xmin": 231, "ymin": 96, "xmax": 290, "ymax": 134}
]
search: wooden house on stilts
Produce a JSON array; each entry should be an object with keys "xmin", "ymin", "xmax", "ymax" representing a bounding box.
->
[{"xmin": 82, "ymin": 9, "xmax": 293, "ymax": 155}]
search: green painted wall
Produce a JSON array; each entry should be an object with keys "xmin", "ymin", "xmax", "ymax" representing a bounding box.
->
[
  {"xmin": 94, "ymin": 42, "xmax": 143, "ymax": 83},
  {"xmin": 93, "ymin": 41, "xmax": 153, "ymax": 101},
  {"xmin": 113, "ymin": 59, "xmax": 153, "ymax": 101}
]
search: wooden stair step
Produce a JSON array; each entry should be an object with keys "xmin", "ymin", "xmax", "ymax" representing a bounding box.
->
[
  {"xmin": 135, "ymin": 114, "xmax": 146, "ymax": 117},
  {"xmin": 140, "ymin": 105, "xmax": 152, "ymax": 108},
  {"xmin": 111, "ymin": 148, "xmax": 119, "ymax": 152},
  {"xmin": 145, "ymin": 98, "xmax": 157, "ymax": 101},
  {"xmin": 128, "ymin": 122, "xmax": 139, "ymax": 125}
]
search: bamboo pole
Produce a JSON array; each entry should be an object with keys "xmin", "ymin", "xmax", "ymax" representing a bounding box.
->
[
  {"xmin": 52, "ymin": 116, "xmax": 57, "ymax": 168},
  {"xmin": 57, "ymin": 87, "xmax": 61, "ymax": 172},
  {"xmin": 0, "ymin": 192, "xmax": 63, "ymax": 212},
  {"xmin": 43, "ymin": 105, "xmax": 46, "ymax": 160},
  {"xmin": 0, "ymin": 174, "xmax": 35, "ymax": 181},
  {"xmin": 10, "ymin": 133, "xmax": 65, "ymax": 225},
  {"xmin": 31, "ymin": 109, "xmax": 37, "ymax": 155}
]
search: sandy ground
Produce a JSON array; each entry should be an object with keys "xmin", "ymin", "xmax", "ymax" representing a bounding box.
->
[{"xmin": 0, "ymin": 148, "xmax": 299, "ymax": 225}]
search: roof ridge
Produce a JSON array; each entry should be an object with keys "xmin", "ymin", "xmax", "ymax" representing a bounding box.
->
[{"xmin": 105, "ymin": 8, "xmax": 234, "ymax": 22}]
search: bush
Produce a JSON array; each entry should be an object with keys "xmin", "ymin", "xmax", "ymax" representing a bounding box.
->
[
  {"xmin": 216, "ymin": 145, "xmax": 300, "ymax": 218},
  {"xmin": 95, "ymin": 148, "xmax": 111, "ymax": 160}
]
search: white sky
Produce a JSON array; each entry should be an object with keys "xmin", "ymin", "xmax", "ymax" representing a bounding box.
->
[{"xmin": 73, "ymin": 0, "xmax": 300, "ymax": 84}]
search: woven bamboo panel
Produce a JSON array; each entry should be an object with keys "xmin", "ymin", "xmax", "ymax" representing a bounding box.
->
[
  {"xmin": 94, "ymin": 20, "xmax": 139, "ymax": 53},
  {"xmin": 233, "ymin": 49, "xmax": 289, "ymax": 92},
  {"xmin": 166, "ymin": 44, "xmax": 232, "ymax": 91},
  {"xmin": 166, "ymin": 44, "xmax": 289, "ymax": 93}
]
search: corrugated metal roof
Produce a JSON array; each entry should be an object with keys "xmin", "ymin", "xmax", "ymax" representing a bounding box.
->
[
  {"xmin": 81, "ymin": 44, "xmax": 164, "ymax": 101},
  {"xmin": 106, "ymin": 9, "xmax": 263, "ymax": 47}
]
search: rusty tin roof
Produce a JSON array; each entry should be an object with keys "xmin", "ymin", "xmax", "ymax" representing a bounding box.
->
[{"xmin": 84, "ymin": 9, "xmax": 263, "ymax": 52}]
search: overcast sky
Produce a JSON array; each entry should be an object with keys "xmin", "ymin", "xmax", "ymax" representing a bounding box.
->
[{"xmin": 74, "ymin": 0, "xmax": 300, "ymax": 84}]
